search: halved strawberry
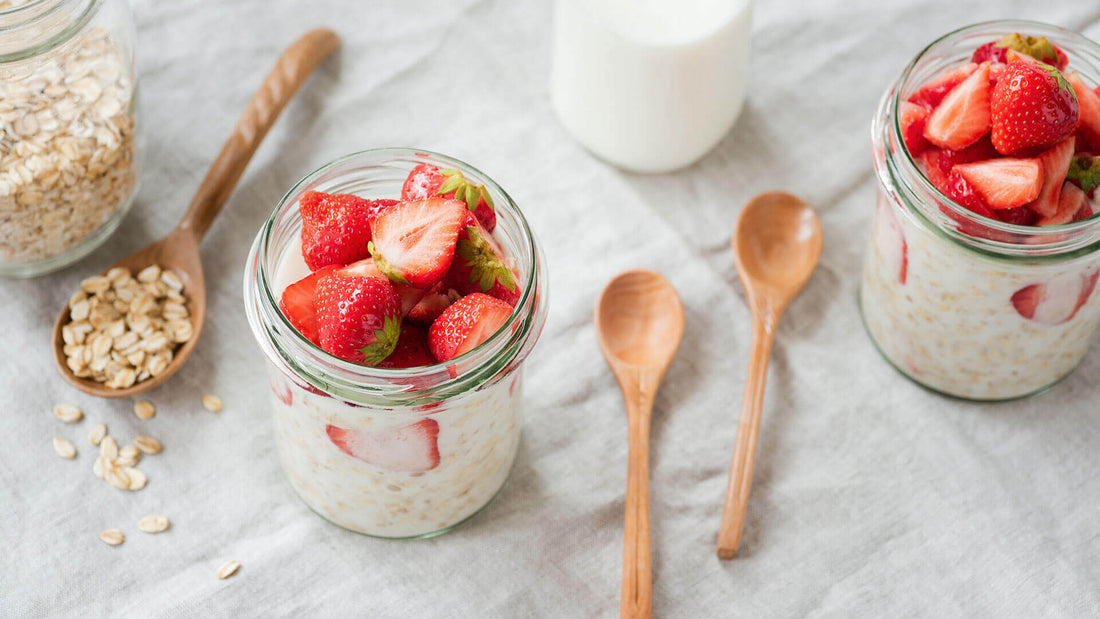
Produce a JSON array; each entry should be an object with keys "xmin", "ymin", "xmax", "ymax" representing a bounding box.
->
[
  {"xmin": 449, "ymin": 213, "xmax": 521, "ymax": 305},
  {"xmin": 1067, "ymin": 73, "xmax": 1100, "ymax": 151},
  {"xmin": 1027, "ymin": 136, "xmax": 1076, "ymax": 217},
  {"xmin": 900, "ymin": 101, "xmax": 932, "ymax": 156},
  {"xmin": 944, "ymin": 168, "xmax": 997, "ymax": 218},
  {"xmin": 315, "ymin": 269, "xmax": 402, "ymax": 365},
  {"xmin": 990, "ymin": 61, "xmax": 1078, "ymax": 155},
  {"xmin": 299, "ymin": 191, "xmax": 397, "ymax": 271},
  {"xmin": 428, "ymin": 293, "xmax": 514, "ymax": 362},
  {"xmin": 279, "ymin": 265, "xmax": 340, "ymax": 344},
  {"xmin": 1067, "ymin": 154, "xmax": 1100, "ymax": 196},
  {"xmin": 953, "ymin": 158, "xmax": 1043, "ymax": 209},
  {"xmin": 1038, "ymin": 181, "xmax": 1089, "ymax": 226},
  {"xmin": 402, "ymin": 163, "xmax": 497, "ymax": 232},
  {"xmin": 335, "ymin": 258, "xmax": 426, "ymax": 317},
  {"xmin": 1072, "ymin": 202, "xmax": 1095, "ymax": 221},
  {"xmin": 923, "ymin": 62, "xmax": 991, "ymax": 150},
  {"xmin": 326, "ymin": 419, "xmax": 440, "ymax": 473},
  {"xmin": 369, "ymin": 198, "xmax": 467, "ymax": 289},
  {"xmin": 1011, "ymin": 268, "xmax": 1100, "ymax": 325},
  {"xmin": 908, "ymin": 63, "xmax": 978, "ymax": 109},
  {"xmin": 377, "ymin": 323, "xmax": 437, "ymax": 369},
  {"xmin": 407, "ymin": 280, "xmax": 460, "ymax": 324}
]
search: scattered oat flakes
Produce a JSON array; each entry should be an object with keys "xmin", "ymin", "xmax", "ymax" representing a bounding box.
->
[
  {"xmin": 125, "ymin": 467, "xmax": 146, "ymax": 490},
  {"xmin": 53, "ymin": 404, "xmax": 83, "ymax": 423},
  {"xmin": 138, "ymin": 514, "xmax": 169, "ymax": 533},
  {"xmin": 88, "ymin": 422, "xmax": 107, "ymax": 446},
  {"xmin": 202, "ymin": 395, "xmax": 222, "ymax": 412},
  {"xmin": 133, "ymin": 400, "xmax": 155, "ymax": 420},
  {"xmin": 216, "ymin": 560, "xmax": 241, "ymax": 580},
  {"xmin": 117, "ymin": 445, "xmax": 139, "ymax": 467},
  {"xmin": 99, "ymin": 529, "xmax": 124, "ymax": 546},
  {"xmin": 133, "ymin": 435, "xmax": 161, "ymax": 455},
  {"xmin": 105, "ymin": 466, "xmax": 130, "ymax": 490},
  {"xmin": 52, "ymin": 437, "xmax": 76, "ymax": 459},
  {"xmin": 99, "ymin": 435, "xmax": 118, "ymax": 460}
]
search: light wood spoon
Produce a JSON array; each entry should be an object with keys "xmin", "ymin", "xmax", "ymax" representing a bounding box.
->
[
  {"xmin": 716, "ymin": 192, "xmax": 822, "ymax": 559},
  {"xmin": 51, "ymin": 28, "xmax": 340, "ymax": 398},
  {"xmin": 596, "ymin": 270, "xmax": 685, "ymax": 619}
]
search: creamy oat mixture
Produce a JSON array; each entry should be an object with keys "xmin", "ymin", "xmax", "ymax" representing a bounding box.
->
[
  {"xmin": 861, "ymin": 194, "xmax": 1100, "ymax": 400},
  {"xmin": 0, "ymin": 26, "xmax": 136, "ymax": 264},
  {"xmin": 269, "ymin": 366, "xmax": 523, "ymax": 538}
]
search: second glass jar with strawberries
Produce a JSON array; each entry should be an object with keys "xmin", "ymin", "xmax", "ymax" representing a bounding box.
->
[
  {"xmin": 244, "ymin": 149, "xmax": 548, "ymax": 538},
  {"xmin": 862, "ymin": 21, "xmax": 1100, "ymax": 400}
]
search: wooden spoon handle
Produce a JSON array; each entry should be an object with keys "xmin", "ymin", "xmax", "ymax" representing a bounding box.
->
[
  {"xmin": 716, "ymin": 315, "xmax": 775, "ymax": 559},
  {"xmin": 177, "ymin": 28, "xmax": 340, "ymax": 242},
  {"xmin": 622, "ymin": 390, "xmax": 653, "ymax": 619}
]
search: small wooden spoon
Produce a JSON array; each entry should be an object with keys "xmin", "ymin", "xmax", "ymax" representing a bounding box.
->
[
  {"xmin": 596, "ymin": 270, "xmax": 685, "ymax": 619},
  {"xmin": 716, "ymin": 191, "xmax": 822, "ymax": 559},
  {"xmin": 51, "ymin": 28, "xmax": 340, "ymax": 398}
]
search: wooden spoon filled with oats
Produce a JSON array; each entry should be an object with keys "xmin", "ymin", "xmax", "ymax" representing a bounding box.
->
[{"xmin": 51, "ymin": 29, "xmax": 340, "ymax": 399}]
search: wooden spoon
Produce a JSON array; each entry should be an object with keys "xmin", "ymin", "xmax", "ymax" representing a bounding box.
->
[
  {"xmin": 596, "ymin": 270, "xmax": 685, "ymax": 619},
  {"xmin": 716, "ymin": 191, "xmax": 822, "ymax": 559},
  {"xmin": 51, "ymin": 28, "xmax": 340, "ymax": 399}
]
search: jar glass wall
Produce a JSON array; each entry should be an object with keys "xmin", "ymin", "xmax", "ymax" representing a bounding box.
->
[
  {"xmin": 244, "ymin": 149, "xmax": 548, "ymax": 538},
  {"xmin": 861, "ymin": 21, "xmax": 1100, "ymax": 401},
  {"xmin": 0, "ymin": 0, "xmax": 141, "ymax": 277}
]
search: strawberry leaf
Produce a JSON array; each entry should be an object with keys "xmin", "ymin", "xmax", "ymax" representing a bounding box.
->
[{"xmin": 358, "ymin": 315, "xmax": 402, "ymax": 366}]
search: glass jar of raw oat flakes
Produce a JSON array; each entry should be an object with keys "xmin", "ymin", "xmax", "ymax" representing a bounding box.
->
[
  {"xmin": 861, "ymin": 21, "xmax": 1100, "ymax": 401},
  {"xmin": 0, "ymin": 0, "xmax": 140, "ymax": 277}
]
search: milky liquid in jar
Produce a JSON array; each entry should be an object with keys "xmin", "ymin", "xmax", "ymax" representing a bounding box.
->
[{"xmin": 550, "ymin": 0, "xmax": 753, "ymax": 173}]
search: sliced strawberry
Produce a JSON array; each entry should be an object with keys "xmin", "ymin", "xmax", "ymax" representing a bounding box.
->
[
  {"xmin": 900, "ymin": 101, "xmax": 932, "ymax": 156},
  {"xmin": 953, "ymin": 158, "xmax": 1043, "ymax": 209},
  {"xmin": 299, "ymin": 191, "xmax": 397, "ymax": 271},
  {"xmin": 428, "ymin": 293, "xmax": 514, "ymax": 362},
  {"xmin": 971, "ymin": 42, "xmax": 1008, "ymax": 65},
  {"xmin": 369, "ymin": 198, "xmax": 467, "ymax": 289},
  {"xmin": 337, "ymin": 257, "xmax": 427, "ymax": 317},
  {"xmin": 407, "ymin": 280, "xmax": 460, "ymax": 324},
  {"xmin": 923, "ymin": 62, "xmax": 992, "ymax": 150},
  {"xmin": 1027, "ymin": 136, "xmax": 1076, "ymax": 217},
  {"xmin": 1072, "ymin": 202, "xmax": 1094, "ymax": 221},
  {"xmin": 279, "ymin": 265, "xmax": 340, "ymax": 344},
  {"xmin": 326, "ymin": 419, "xmax": 440, "ymax": 473},
  {"xmin": 315, "ymin": 269, "xmax": 402, "ymax": 365},
  {"xmin": 944, "ymin": 168, "xmax": 997, "ymax": 218},
  {"xmin": 402, "ymin": 163, "xmax": 497, "ymax": 232},
  {"xmin": 1012, "ymin": 268, "xmax": 1100, "ymax": 325},
  {"xmin": 1067, "ymin": 73, "xmax": 1100, "ymax": 151},
  {"xmin": 271, "ymin": 373, "xmax": 293, "ymax": 407},
  {"xmin": 909, "ymin": 63, "xmax": 978, "ymax": 109},
  {"xmin": 377, "ymin": 323, "xmax": 437, "ymax": 369},
  {"xmin": 990, "ymin": 61, "xmax": 1078, "ymax": 155},
  {"xmin": 996, "ymin": 205, "xmax": 1039, "ymax": 226},
  {"xmin": 449, "ymin": 213, "xmax": 521, "ymax": 305},
  {"xmin": 1038, "ymin": 181, "xmax": 1089, "ymax": 226}
]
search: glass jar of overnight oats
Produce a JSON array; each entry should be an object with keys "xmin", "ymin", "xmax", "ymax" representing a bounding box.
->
[
  {"xmin": 244, "ymin": 149, "xmax": 547, "ymax": 538},
  {"xmin": 0, "ymin": 0, "xmax": 141, "ymax": 277},
  {"xmin": 862, "ymin": 21, "xmax": 1100, "ymax": 401}
]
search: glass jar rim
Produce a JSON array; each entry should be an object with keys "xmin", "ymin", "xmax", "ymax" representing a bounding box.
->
[
  {"xmin": 244, "ymin": 147, "xmax": 548, "ymax": 407},
  {"xmin": 0, "ymin": 0, "xmax": 100, "ymax": 63},
  {"xmin": 876, "ymin": 19, "xmax": 1100, "ymax": 259}
]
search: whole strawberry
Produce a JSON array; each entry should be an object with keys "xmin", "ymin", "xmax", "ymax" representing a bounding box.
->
[
  {"xmin": 401, "ymin": 163, "xmax": 497, "ymax": 232},
  {"xmin": 299, "ymin": 191, "xmax": 397, "ymax": 271},
  {"xmin": 315, "ymin": 270, "xmax": 402, "ymax": 366},
  {"xmin": 991, "ymin": 61, "xmax": 1079, "ymax": 156}
]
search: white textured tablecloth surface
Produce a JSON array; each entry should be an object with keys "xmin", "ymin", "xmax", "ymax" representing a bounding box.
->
[{"xmin": 3, "ymin": 1, "xmax": 1100, "ymax": 616}]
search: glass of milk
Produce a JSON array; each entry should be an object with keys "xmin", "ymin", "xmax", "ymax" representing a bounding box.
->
[{"xmin": 550, "ymin": 0, "xmax": 753, "ymax": 173}]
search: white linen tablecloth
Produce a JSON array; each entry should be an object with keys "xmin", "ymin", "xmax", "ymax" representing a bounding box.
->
[{"xmin": 2, "ymin": 1, "xmax": 1099, "ymax": 616}]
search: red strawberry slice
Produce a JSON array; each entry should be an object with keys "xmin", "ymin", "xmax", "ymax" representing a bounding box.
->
[
  {"xmin": 1072, "ymin": 202, "xmax": 1095, "ymax": 221},
  {"xmin": 923, "ymin": 62, "xmax": 992, "ymax": 150},
  {"xmin": 996, "ymin": 205, "xmax": 1039, "ymax": 226},
  {"xmin": 428, "ymin": 293, "xmax": 514, "ymax": 362},
  {"xmin": 971, "ymin": 42, "xmax": 1008, "ymax": 65},
  {"xmin": 1038, "ymin": 181, "xmax": 1089, "ymax": 226},
  {"xmin": 991, "ymin": 61, "xmax": 1079, "ymax": 155},
  {"xmin": 873, "ymin": 199, "xmax": 907, "ymax": 284},
  {"xmin": 1026, "ymin": 136, "xmax": 1075, "ymax": 217},
  {"xmin": 315, "ymin": 269, "xmax": 402, "ymax": 365},
  {"xmin": 299, "ymin": 191, "xmax": 398, "ymax": 271},
  {"xmin": 402, "ymin": 163, "xmax": 497, "ymax": 232},
  {"xmin": 909, "ymin": 63, "xmax": 978, "ymax": 109},
  {"xmin": 378, "ymin": 323, "xmax": 437, "ymax": 369},
  {"xmin": 953, "ymin": 158, "xmax": 1043, "ymax": 209},
  {"xmin": 407, "ymin": 280, "xmax": 460, "ymax": 324},
  {"xmin": 369, "ymin": 198, "xmax": 467, "ymax": 289},
  {"xmin": 449, "ymin": 213, "xmax": 521, "ymax": 305},
  {"xmin": 325, "ymin": 419, "xmax": 440, "ymax": 473},
  {"xmin": 1011, "ymin": 268, "xmax": 1100, "ymax": 325},
  {"xmin": 279, "ymin": 265, "xmax": 340, "ymax": 344},
  {"xmin": 944, "ymin": 168, "xmax": 997, "ymax": 218},
  {"xmin": 900, "ymin": 101, "xmax": 932, "ymax": 156},
  {"xmin": 1067, "ymin": 72, "xmax": 1100, "ymax": 151},
  {"xmin": 334, "ymin": 258, "xmax": 427, "ymax": 317},
  {"xmin": 271, "ymin": 374, "xmax": 293, "ymax": 407}
]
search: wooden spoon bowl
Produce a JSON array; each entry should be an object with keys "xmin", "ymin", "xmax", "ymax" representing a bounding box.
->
[{"xmin": 51, "ymin": 28, "xmax": 340, "ymax": 399}]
